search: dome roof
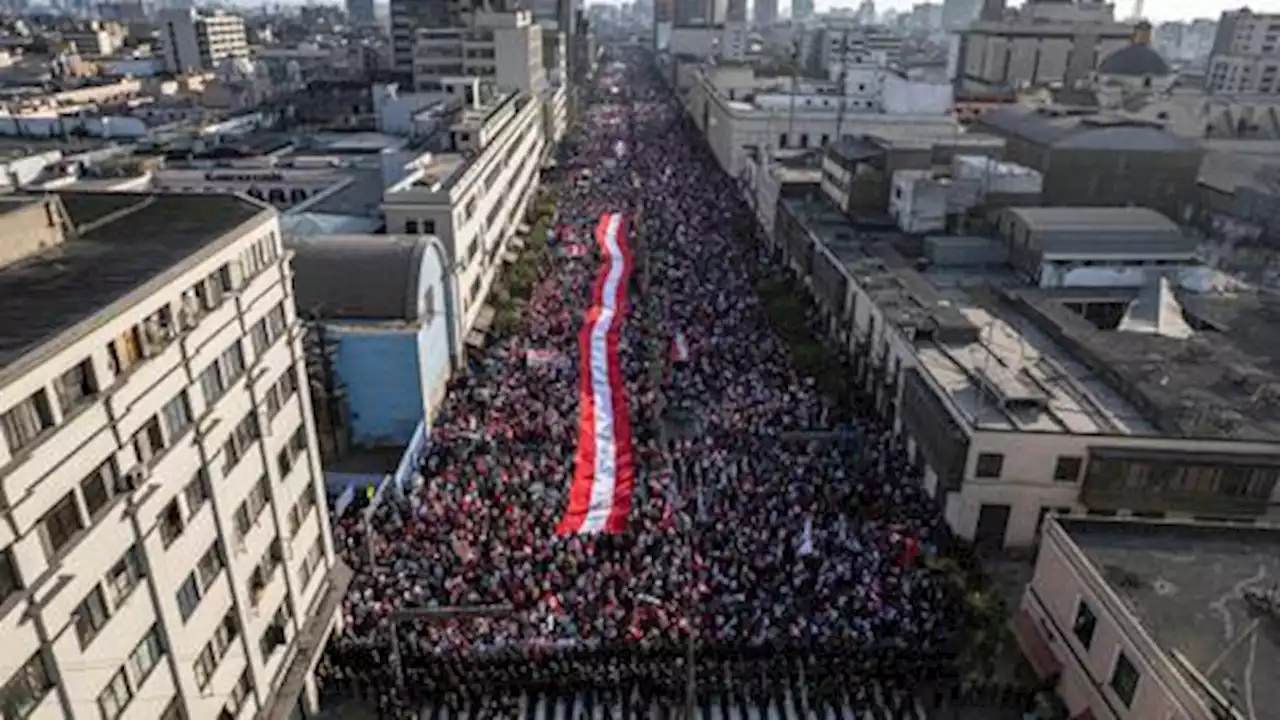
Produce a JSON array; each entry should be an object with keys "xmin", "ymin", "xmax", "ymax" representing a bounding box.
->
[{"xmin": 1098, "ymin": 43, "xmax": 1171, "ymax": 77}]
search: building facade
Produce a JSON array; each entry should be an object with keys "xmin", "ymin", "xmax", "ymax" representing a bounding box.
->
[
  {"xmin": 158, "ymin": 8, "xmax": 249, "ymax": 74},
  {"xmin": 412, "ymin": 10, "xmax": 546, "ymax": 94},
  {"xmin": 383, "ymin": 84, "xmax": 547, "ymax": 364},
  {"xmin": 346, "ymin": 0, "xmax": 376, "ymax": 27},
  {"xmin": 955, "ymin": 0, "xmax": 1133, "ymax": 91},
  {"xmin": 1206, "ymin": 8, "xmax": 1280, "ymax": 95},
  {"xmin": 0, "ymin": 192, "xmax": 347, "ymax": 720}
]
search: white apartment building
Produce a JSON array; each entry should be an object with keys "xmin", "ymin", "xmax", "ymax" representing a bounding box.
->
[
  {"xmin": 383, "ymin": 80, "xmax": 548, "ymax": 362},
  {"xmin": 1018, "ymin": 517, "xmax": 1280, "ymax": 720},
  {"xmin": 0, "ymin": 192, "xmax": 347, "ymax": 720},
  {"xmin": 412, "ymin": 9, "xmax": 546, "ymax": 95},
  {"xmin": 955, "ymin": 0, "xmax": 1132, "ymax": 90},
  {"xmin": 774, "ymin": 194, "xmax": 1280, "ymax": 550},
  {"xmin": 159, "ymin": 8, "xmax": 249, "ymax": 74},
  {"xmin": 1206, "ymin": 8, "xmax": 1280, "ymax": 95},
  {"xmin": 686, "ymin": 64, "xmax": 960, "ymax": 177}
]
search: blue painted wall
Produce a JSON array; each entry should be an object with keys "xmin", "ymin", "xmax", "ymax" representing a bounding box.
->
[
  {"xmin": 329, "ymin": 238, "xmax": 453, "ymax": 449},
  {"xmin": 332, "ymin": 328, "xmax": 422, "ymax": 447}
]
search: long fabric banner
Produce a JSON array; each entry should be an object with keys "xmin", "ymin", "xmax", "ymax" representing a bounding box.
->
[{"xmin": 558, "ymin": 213, "xmax": 636, "ymax": 535}]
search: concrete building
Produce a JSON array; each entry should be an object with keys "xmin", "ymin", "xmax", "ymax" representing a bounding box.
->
[
  {"xmin": 412, "ymin": 9, "xmax": 546, "ymax": 94},
  {"xmin": 158, "ymin": 8, "xmax": 249, "ymax": 74},
  {"xmin": 1207, "ymin": 8, "xmax": 1280, "ymax": 95},
  {"xmin": 0, "ymin": 192, "xmax": 347, "ymax": 720},
  {"xmin": 755, "ymin": 0, "xmax": 778, "ymax": 25},
  {"xmin": 802, "ymin": 24, "xmax": 905, "ymax": 74},
  {"xmin": 383, "ymin": 80, "xmax": 547, "ymax": 359},
  {"xmin": 955, "ymin": 0, "xmax": 1133, "ymax": 91},
  {"xmin": 773, "ymin": 192, "xmax": 1280, "ymax": 549},
  {"xmin": 820, "ymin": 133, "xmax": 1007, "ymax": 221},
  {"xmin": 941, "ymin": 0, "xmax": 981, "ymax": 32},
  {"xmin": 976, "ymin": 106, "xmax": 1203, "ymax": 221},
  {"xmin": 1018, "ymin": 517, "xmax": 1280, "ymax": 720},
  {"xmin": 61, "ymin": 22, "xmax": 125, "ymax": 57},
  {"xmin": 996, "ymin": 207, "xmax": 1197, "ymax": 288},
  {"xmin": 151, "ymin": 167, "xmax": 362, "ymax": 212},
  {"xmin": 888, "ymin": 155, "xmax": 1042, "ymax": 234},
  {"xmin": 290, "ymin": 235, "xmax": 455, "ymax": 449},
  {"xmin": 346, "ymin": 0, "xmax": 376, "ymax": 27},
  {"xmin": 686, "ymin": 64, "xmax": 962, "ymax": 177}
]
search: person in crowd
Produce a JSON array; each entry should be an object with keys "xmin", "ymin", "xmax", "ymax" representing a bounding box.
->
[{"xmin": 322, "ymin": 54, "xmax": 961, "ymax": 717}]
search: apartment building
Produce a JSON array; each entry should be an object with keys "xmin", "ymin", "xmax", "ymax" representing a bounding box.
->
[
  {"xmin": 383, "ymin": 79, "xmax": 547, "ymax": 365},
  {"xmin": 159, "ymin": 8, "xmax": 249, "ymax": 74},
  {"xmin": 412, "ymin": 9, "xmax": 546, "ymax": 94},
  {"xmin": 1019, "ymin": 517, "xmax": 1280, "ymax": 720},
  {"xmin": 0, "ymin": 192, "xmax": 347, "ymax": 720},
  {"xmin": 1206, "ymin": 8, "xmax": 1280, "ymax": 95}
]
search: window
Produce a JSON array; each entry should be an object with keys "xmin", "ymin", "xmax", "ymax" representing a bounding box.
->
[
  {"xmin": 975, "ymin": 453, "xmax": 1004, "ymax": 479},
  {"xmin": 1, "ymin": 391, "xmax": 54, "ymax": 454},
  {"xmin": 234, "ymin": 505, "xmax": 252, "ymax": 541},
  {"xmin": 0, "ymin": 549, "xmax": 20, "ymax": 605},
  {"xmin": 107, "ymin": 328, "xmax": 144, "ymax": 376},
  {"xmin": 131, "ymin": 416, "xmax": 165, "ymax": 466},
  {"xmin": 250, "ymin": 305, "xmax": 287, "ymax": 356},
  {"xmin": 299, "ymin": 535, "xmax": 324, "ymax": 589},
  {"xmin": 81, "ymin": 460, "xmax": 118, "ymax": 519},
  {"xmin": 200, "ymin": 343, "xmax": 247, "ymax": 406},
  {"xmin": 97, "ymin": 669, "xmax": 132, "ymax": 720},
  {"xmin": 55, "ymin": 360, "xmax": 96, "ymax": 414},
  {"xmin": 176, "ymin": 574, "xmax": 201, "ymax": 622},
  {"xmin": 277, "ymin": 427, "xmax": 307, "ymax": 479},
  {"xmin": 423, "ymin": 219, "xmax": 436, "ymax": 234},
  {"xmin": 73, "ymin": 585, "xmax": 110, "ymax": 648},
  {"xmin": 1054, "ymin": 456, "xmax": 1082, "ymax": 483},
  {"xmin": 1109, "ymin": 651, "xmax": 1139, "ymax": 707},
  {"xmin": 405, "ymin": 219, "xmax": 419, "ymax": 234},
  {"xmin": 224, "ymin": 670, "xmax": 252, "ymax": 718},
  {"xmin": 223, "ymin": 412, "xmax": 260, "ymax": 474},
  {"xmin": 41, "ymin": 492, "xmax": 84, "ymax": 559},
  {"xmin": 197, "ymin": 543, "xmax": 223, "ymax": 590},
  {"xmin": 185, "ymin": 470, "xmax": 210, "ymax": 518},
  {"xmin": 194, "ymin": 610, "xmax": 239, "ymax": 691},
  {"xmin": 264, "ymin": 369, "xmax": 298, "ymax": 420},
  {"xmin": 159, "ymin": 697, "xmax": 185, "ymax": 720},
  {"xmin": 1, "ymin": 652, "xmax": 53, "ymax": 720},
  {"xmin": 158, "ymin": 500, "xmax": 184, "ymax": 548},
  {"xmin": 106, "ymin": 545, "xmax": 144, "ymax": 608},
  {"xmin": 778, "ymin": 133, "xmax": 788, "ymax": 148},
  {"xmin": 258, "ymin": 602, "xmax": 291, "ymax": 659},
  {"xmin": 1073, "ymin": 600, "xmax": 1097, "ymax": 649},
  {"xmin": 127, "ymin": 626, "xmax": 164, "ymax": 686},
  {"xmin": 162, "ymin": 392, "xmax": 193, "ymax": 440}
]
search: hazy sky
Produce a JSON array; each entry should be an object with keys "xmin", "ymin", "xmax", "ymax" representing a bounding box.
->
[{"xmin": 811, "ymin": 0, "xmax": 1280, "ymax": 22}]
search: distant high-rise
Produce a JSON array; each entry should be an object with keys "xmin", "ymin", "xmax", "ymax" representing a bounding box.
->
[
  {"xmin": 347, "ymin": 0, "xmax": 376, "ymax": 26},
  {"xmin": 792, "ymin": 0, "xmax": 814, "ymax": 21},
  {"xmin": 755, "ymin": 0, "xmax": 777, "ymax": 24},
  {"xmin": 391, "ymin": 0, "xmax": 462, "ymax": 75},
  {"xmin": 158, "ymin": 8, "xmax": 248, "ymax": 73},
  {"xmin": 1207, "ymin": 8, "xmax": 1280, "ymax": 95}
]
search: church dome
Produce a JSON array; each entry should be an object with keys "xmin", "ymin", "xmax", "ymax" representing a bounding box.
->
[{"xmin": 1098, "ymin": 43, "xmax": 1171, "ymax": 77}]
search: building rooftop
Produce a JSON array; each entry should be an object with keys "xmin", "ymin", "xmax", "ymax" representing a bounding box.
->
[
  {"xmin": 980, "ymin": 106, "xmax": 1201, "ymax": 152},
  {"xmin": 1061, "ymin": 517, "xmax": 1280, "ymax": 717},
  {"xmin": 781, "ymin": 193, "xmax": 1280, "ymax": 441},
  {"xmin": 1005, "ymin": 206, "xmax": 1180, "ymax": 235},
  {"xmin": 288, "ymin": 234, "xmax": 433, "ymax": 322},
  {"xmin": 0, "ymin": 192, "xmax": 268, "ymax": 382}
]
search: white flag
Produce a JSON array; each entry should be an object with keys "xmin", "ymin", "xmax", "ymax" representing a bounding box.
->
[{"xmin": 798, "ymin": 515, "xmax": 814, "ymax": 557}]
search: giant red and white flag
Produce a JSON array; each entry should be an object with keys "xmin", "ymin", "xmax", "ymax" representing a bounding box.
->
[{"xmin": 558, "ymin": 213, "xmax": 636, "ymax": 535}]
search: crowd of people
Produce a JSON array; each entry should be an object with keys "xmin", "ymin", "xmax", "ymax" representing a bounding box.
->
[{"xmin": 322, "ymin": 50, "xmax": 963, "ymax": 714}]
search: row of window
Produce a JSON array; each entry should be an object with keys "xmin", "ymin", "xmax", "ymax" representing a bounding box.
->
[
  {"xmin": 176, "ymin": 542, "xmax": 225, "ymax": 622},
  {"xmin": 263, "ymin": 368, "xmax": 299, "ymax": 421},
  {"xmin": 285, "ymin": 485, "xmax": 318, "ymax": 540},
  {"xmin": 403, "ymin": 218, "xmax": 438, "ymax": 236},
  {"xmin": 0, "ymin": 232, "xmax": 278, "ymax": 462},
  {"xmin": 233, "ymin": 476, "xmax": 272, "ymax": 544},
  {"xmin": 1071, "ymin": 600, "xmax": 1140, "ymax": 708},
  {"xmin": 277, "ymin": 427, "xmax": 308, "ymax": 481},
  {"xmin": 259, "ymin": 599, "xmax": 293, "ymax": 661},
  {"xmin": 200, "ymin": 343, "xmax": 248, "ymax": 409},
  {"xmin": 972, "ymin": 452, "xmax": 1083, "ymax": 484},
  {"xmin": 97, "ymin": 626, "xmax": 165, "ymax": 720},
  {"xmin": 249, "ymin": 304, "xmax": 288, "ymax": 358},
  {"xmin": 297, "ymin": 534, "xmax": 325, "ymax": 592},
  {"xmin": 71, "ymin": 544, "xmax": 145, "ymax": 649},
  {"xmin": 193, "ymin": 609, "xmax": 239, "ymax": 691},
  {"xmin": 0, "ymin": 652, "xmax": 53, "ymax": 720},
  {"xmin": 248, "ymin": 539, "xmax": 284, "ymax": 608}
]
